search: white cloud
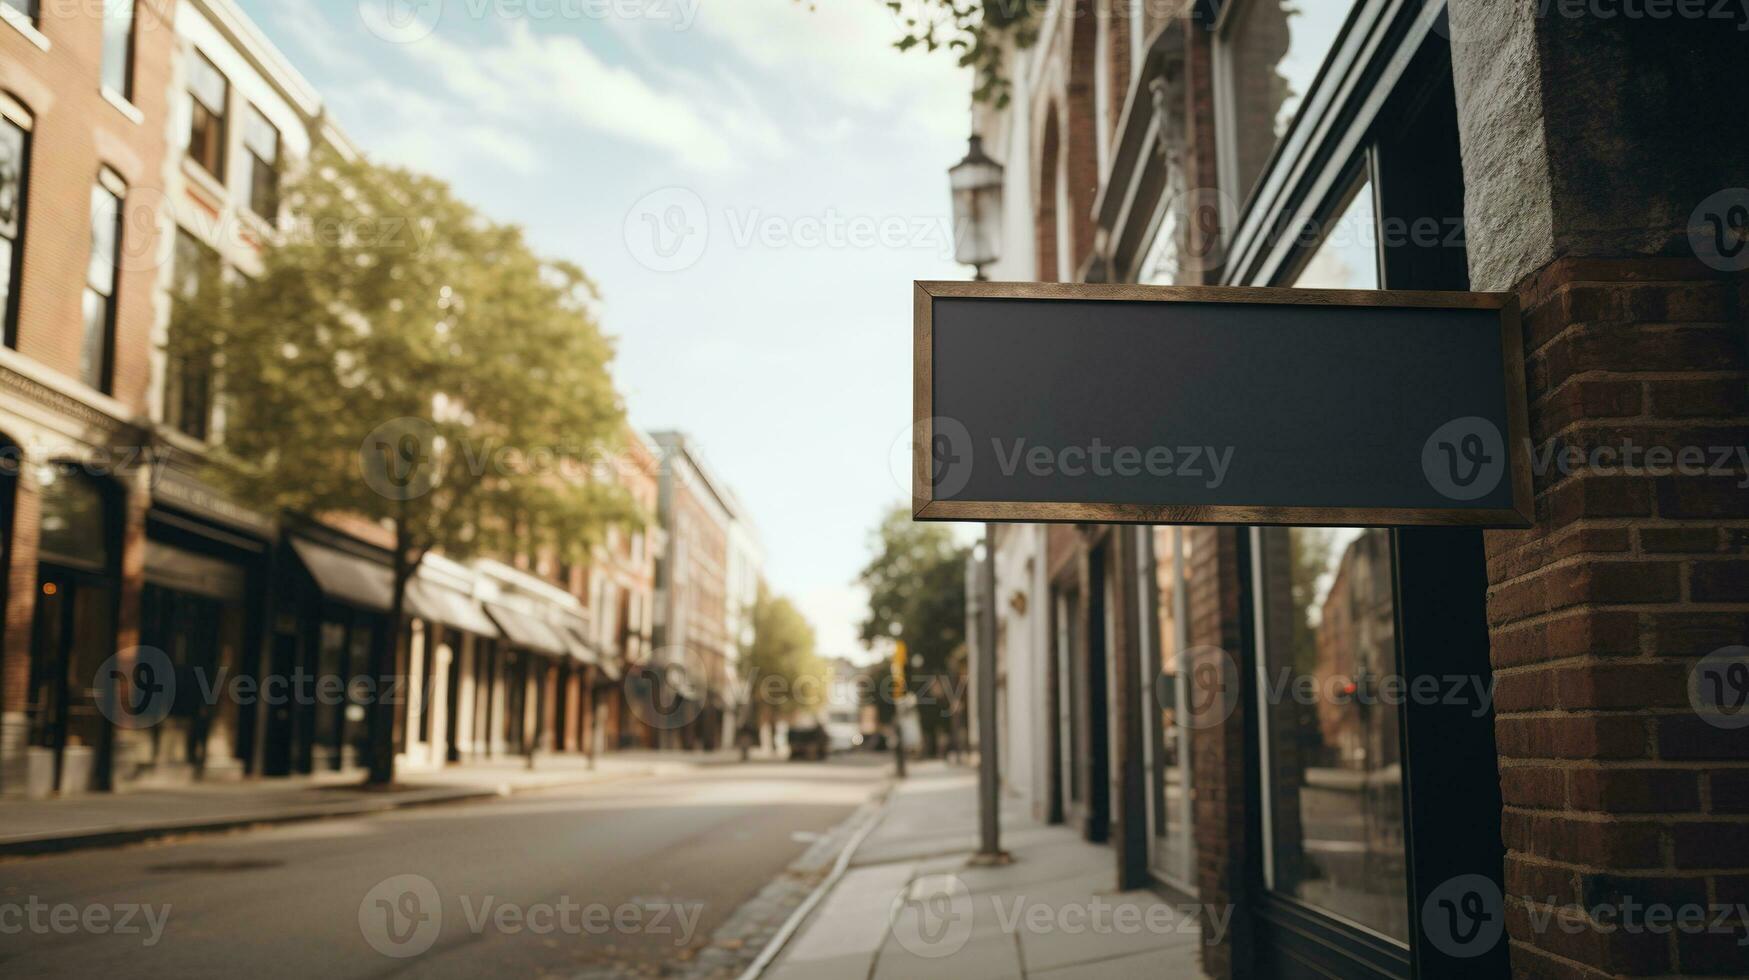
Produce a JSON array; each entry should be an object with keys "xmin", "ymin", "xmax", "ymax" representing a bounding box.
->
[
  {"xmin": 689, "ymin": 0, "xmax": 969, "ymax": 136},
  {"xmin": 375, "ymin": 16, "xmax": 762, "ymax": 171}
]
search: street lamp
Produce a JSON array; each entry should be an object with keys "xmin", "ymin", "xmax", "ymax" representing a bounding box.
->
[
  {"xmin": 952, "ymin": 135, "xmax": 1010, "ymax": 866},
  {"xmin": 948, "ymin": 135, "xmax": 1005, "ymax": 281}
]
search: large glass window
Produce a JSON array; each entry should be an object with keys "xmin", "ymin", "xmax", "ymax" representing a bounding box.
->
[
  {"xmin": 1148, "ymin": 527, "xmax": 1195, "ymax": 885},
  {"xmin": 166, "ymin": 228, "xmax": 219, "ymax": 439},
  {"xmin": 101, "ymin": 0, "xmax": 136, "ymax": 98},
  {"xmin": 1255, "ymin": 527, "xmax": 1408, "ymax": 943},
  {"xmin": 83, "ymin": 180, "xmax": 123, "ymax": 392},
  {"xmin": 0, "ymin": 114, "xmax": 27, "ymax": 348},
  {"xmin": 186, "ymin": 52, "xmax": 229, "ymax": 180},
  {"xmin": 242, "ymin": 105, "xmax": 280, "ymax": 221},
  {"xmin": 1218, "ymin": 0, "xmax": 1357, "ymax": 205}
]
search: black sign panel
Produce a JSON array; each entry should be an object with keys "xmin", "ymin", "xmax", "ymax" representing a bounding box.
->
[{"xmin": 913, "ymin": 282, "xmax": 1532, "ymax": 528}]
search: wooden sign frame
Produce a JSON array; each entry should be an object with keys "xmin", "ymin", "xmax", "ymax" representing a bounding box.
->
[{"xmin": 913, "ymin": 280, "xmax": 1534, "ymax": 528}]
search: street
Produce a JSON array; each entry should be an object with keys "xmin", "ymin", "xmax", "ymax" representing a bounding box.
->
[{"xmin": 0, "ymin": 760, "xmax": 888, "ymax": 979}]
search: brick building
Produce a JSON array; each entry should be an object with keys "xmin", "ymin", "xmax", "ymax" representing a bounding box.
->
[
  {"xmin": 650, "ymin": 431, "xmax": 739, "ymax": 751},
  {"xmin": 0, "ymin": 0, "xmax": 675, "ymax": 797},
  {"xmin": 973, "ymin": 1, "xmax": 1747, "ymax": 976},
  {"xmin": 0, "ymin": 0, "xmax": 175, "ymax": 796}
]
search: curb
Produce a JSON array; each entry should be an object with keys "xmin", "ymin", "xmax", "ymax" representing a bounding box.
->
[
  {"xmin": 736, "ymin": 775, "xmax": 900, "ymax": 980},
  {"xmin": 0, "ymin": 766, "xmax": 667, "ymax": 860}
]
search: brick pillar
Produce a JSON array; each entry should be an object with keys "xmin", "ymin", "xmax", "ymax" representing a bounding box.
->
[
  {"xmin": 1187, "ymin": 526, "xmax": 1255, "ymax": 980},
  {"xmin": 1486, "ymin": 260, "xmax": 1748, "ymax": 976},
  {"xmin": 0, "ymin": 475, "xmax": 39, "ymax": 796},
  {"xmin": 1449, "ymin": 5, "xmax": 1749, "ymax": 973},
  {"xmin": 106, "ymin": 467, "xmax": 151, "ymax": 789}
]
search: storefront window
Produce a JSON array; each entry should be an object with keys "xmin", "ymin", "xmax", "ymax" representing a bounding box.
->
[
  {"xmin": 1255, "ymin": 527, "xmax": 1408, "ymax": 942},
  {"xmin": 1148, "ymin": 527, "xmax": 1195, "ymax": 884},
  {"xmin": 38, "ymin": 463, "xmax": 110, "ymax": 569},
  {"xmin": 1219, "ymin": 0, "xmax": 1357, "ymax": 204}
]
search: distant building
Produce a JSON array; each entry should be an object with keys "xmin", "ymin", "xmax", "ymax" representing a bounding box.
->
[{"xmin": 650, "ymin": 431, "xmax": 745, "ymax": 751}]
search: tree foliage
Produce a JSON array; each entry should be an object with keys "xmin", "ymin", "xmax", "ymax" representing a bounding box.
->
[
  {"xmin": 856, "ymin": 506, "xmax": 970, "ymax": 751},
  {"xmin": 742, "ymin": 586, "xmax": 827, "ymax": 721},
  {"xmin": 880, "ymin": 0, "xmax": 1041, "ymax": 107},
  {"xmin": 187, "ymin": 144, "xmax": 638, "ymax": 782}
]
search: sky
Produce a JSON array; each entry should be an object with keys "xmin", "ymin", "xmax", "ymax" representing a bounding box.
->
[{"xmin": 234, "ymin": 0, "xmax": 973, "ymax": 661}]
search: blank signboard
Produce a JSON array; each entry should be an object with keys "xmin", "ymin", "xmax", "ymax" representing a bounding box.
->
[{"xmin": 913, "ymin": 281, "xmax": 1532, "ymax": 528}]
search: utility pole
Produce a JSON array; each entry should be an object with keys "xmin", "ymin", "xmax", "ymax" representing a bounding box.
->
[
  {"xmin": 892, "ymin": 642, "xmax": 908, "ymax": 779},
  {"xmin": 972, "ymin": 524, "xmax": 1011, "ymax": 866}
]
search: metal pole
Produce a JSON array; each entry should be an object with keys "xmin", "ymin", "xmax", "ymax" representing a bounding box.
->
[{"xmin": 973, "ymin": 523, "xmax": 1010, "ymax": 865}]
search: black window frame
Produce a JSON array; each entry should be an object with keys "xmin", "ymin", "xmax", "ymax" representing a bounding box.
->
[
  {"xmin": 186, "ymin": 50, "xmax": 230, "ymax": 182},
  {"xmin": 166, "ymin": 227, "xmax": 219, "ymax": 440},
  {"xmin": 241, "ymin": 103, "xmax": 281, "ymax": 221},
  {"xmin": 82, "ymin": 177, "xmax": 124, "ymax": 394},
  {"xmin": 1223, "ymin": 10, "xmax": 1510, "ymax": 977},
  {"xmin": 0, "ymin": 111, "xmax": 28, "ymax": 350}
]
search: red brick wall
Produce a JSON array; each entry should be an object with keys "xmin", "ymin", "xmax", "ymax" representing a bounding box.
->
[
  {"xmin": 0, "ymin": 0, "xmax": 173, "ymax": 410},
  {"xmin": 1486, "ymin": 257, "xmax": 1749, "ymax": 976}
]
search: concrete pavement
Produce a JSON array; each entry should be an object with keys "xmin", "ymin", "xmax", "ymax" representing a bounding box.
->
[
  {"xmin": 0, "ymin": 749, "xmax": 770, "ymax": 857},
  {"xmin": 762, "ymin": 763, "xmax": 1216, "ymax": 980}
]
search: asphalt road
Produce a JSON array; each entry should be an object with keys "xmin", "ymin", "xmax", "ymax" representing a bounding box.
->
[{"xmin": 0, "ymin": 758, "xmax": 889, "ymax": 979}]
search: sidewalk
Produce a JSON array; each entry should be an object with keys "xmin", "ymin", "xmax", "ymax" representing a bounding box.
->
[
  {"xmin": 0, "ymin": 748, "xmax": 763, "ymax": 857},
  {"xmin": 763, "ymin": 763, "xmax": 1214, "ymax": 980}
]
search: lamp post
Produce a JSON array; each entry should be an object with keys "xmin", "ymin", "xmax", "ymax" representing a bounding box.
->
[
  {"xmin": 949, "ymin": 135, "xmax": 1004, "ymax": 282},
  {"xmin": 948, "ymin": 133, "xmax": 1011, "ymax": 866}
]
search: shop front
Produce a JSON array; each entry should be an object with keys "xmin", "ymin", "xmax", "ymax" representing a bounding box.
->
[
  {"xmin": 24, "ymin": 462, "xmax": 125, "ymax": 796},
  {"xmin": 129, "ymin": 465, "xmax": 275, "ymax": 785},
  {"xmin": 260, "ymin": 530, "xmax": 396, "ymax": 777}
]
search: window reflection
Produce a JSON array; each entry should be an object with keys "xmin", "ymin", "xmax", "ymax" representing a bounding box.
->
[
  {"xmin": 1221, "ymin": 0, "xmax": 1356, "ymax": 202},
  {"xmin": 1294, "ymin": 178, "xmax": 1378, "ymax": 290},
  {"xmin": 1257, "ymin": 527, "xmax": 1407, "ymax": 942}
]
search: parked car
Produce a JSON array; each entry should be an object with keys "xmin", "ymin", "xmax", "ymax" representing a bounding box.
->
[{"xmin": 787, "ymin": 722, "xmax": 829, "ymax": 761}]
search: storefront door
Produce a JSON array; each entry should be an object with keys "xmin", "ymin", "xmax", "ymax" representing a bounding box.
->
[{"xmin": 25, "ymin": 464, "xmax": 120, "ymax": 795}]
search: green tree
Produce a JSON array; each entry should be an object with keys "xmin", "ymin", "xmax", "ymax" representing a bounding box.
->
[
  {"xmin": 191, "ymin": 144, "xmax": 635, "ymax": 785},
  {"xmin": 856, "ymin": 505, "xmax": 970, "ymax": 755},
  {"xmin": 741, "ymin": 586, "xmax": 827, "ymax": 744},
  {"xmin": 880, "ymin": 0, "xmax": 1040, "ymax": 106}
]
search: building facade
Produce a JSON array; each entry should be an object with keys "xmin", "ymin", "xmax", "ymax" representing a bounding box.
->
[
  {"xmin": 0, "ymin": 0, "xmax": 671, "ymax": 798},
  {"xmin": 0, "ymin": 0, "xmax": 176, "ymax": 796},
  {"xmin": 975, "ymin": 1, "xmax": 1746, "ymax": 977},
  {"xmin": 650, "ymin": 431, "xmax": 742, "ymax": 751}
]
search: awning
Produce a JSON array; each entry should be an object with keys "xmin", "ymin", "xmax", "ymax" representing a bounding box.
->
[
  {"xmin": 145, "ymin": 541, "xmax": 246, "ymax": 602},
  {"xmin": 559, "ymin": 624, "xmax": 601, "ymax": 667},
  {"xmin": 407, "ymin": 577, "xmax": 500, "ymax": 639},
  {"xmin": 290, "ymin": 536, "xmax": 393, "ymax": 612},
  {"xmin": 484, "ymin": 604, "xmax": 569, "ymax": 658}
]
